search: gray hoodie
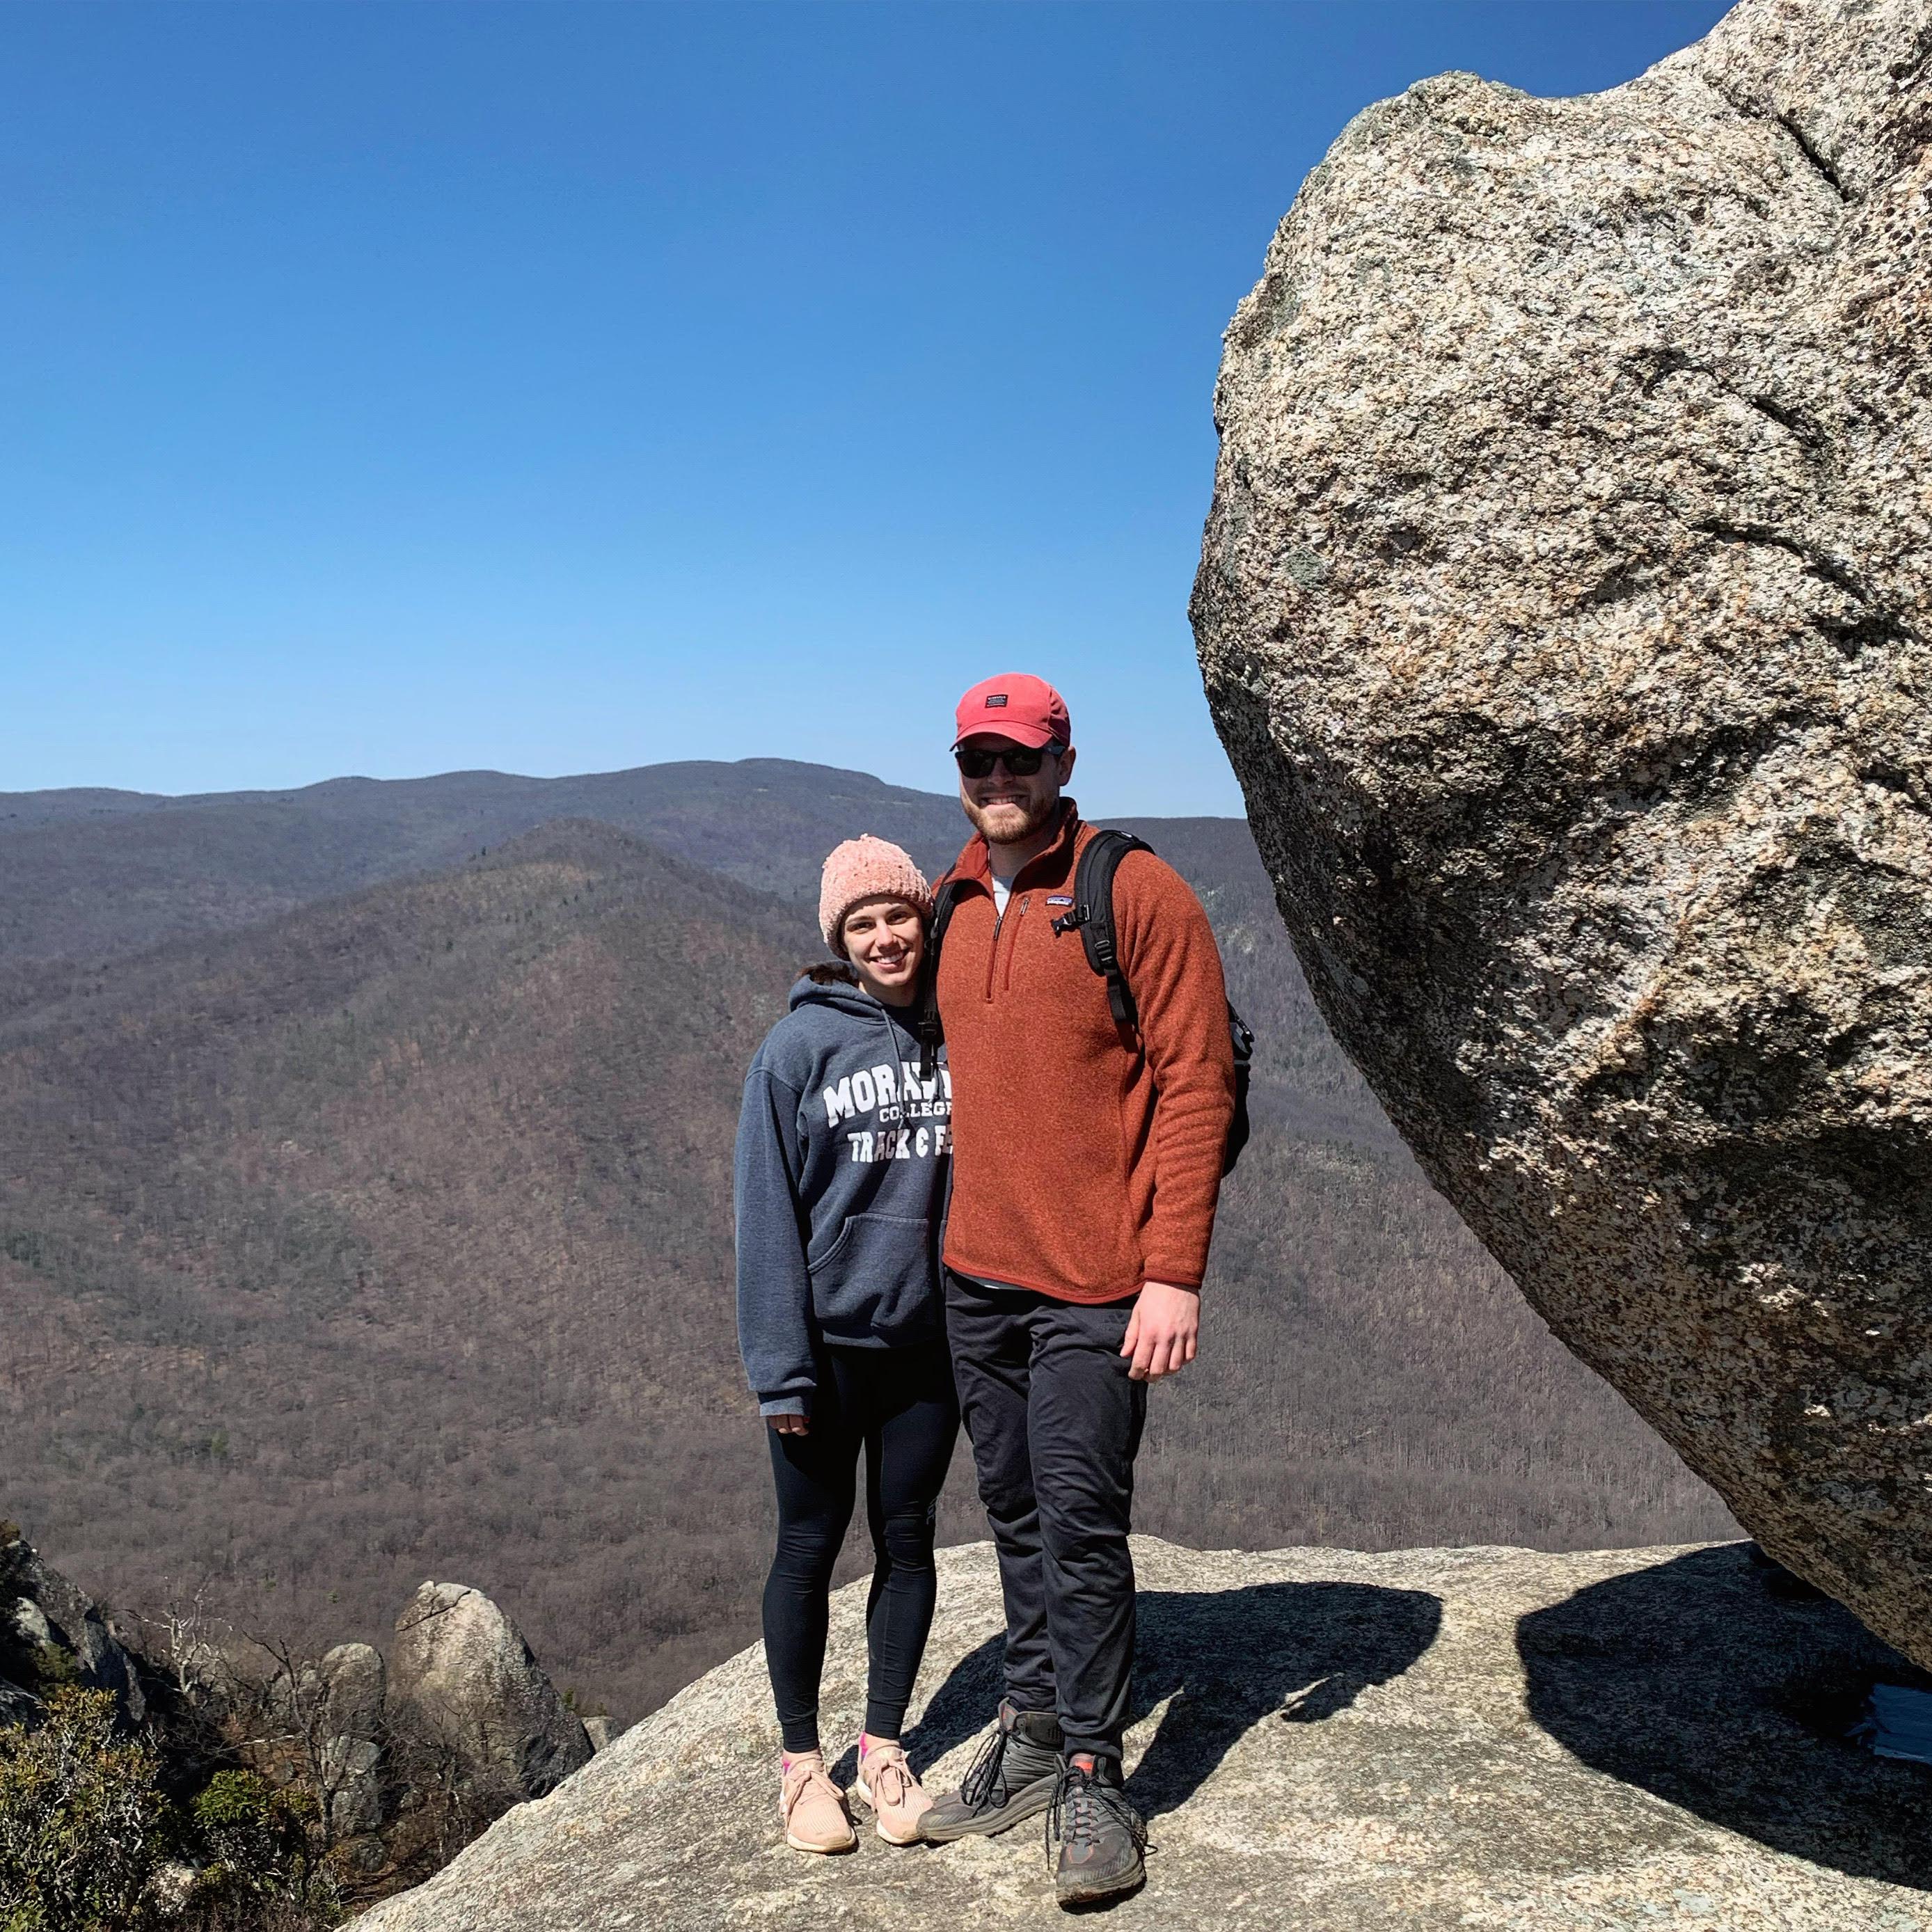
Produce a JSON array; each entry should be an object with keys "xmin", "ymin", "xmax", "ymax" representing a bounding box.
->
[{"xmin": 734, "ymin": 974, "xmax": 952, "ymax": 1418}]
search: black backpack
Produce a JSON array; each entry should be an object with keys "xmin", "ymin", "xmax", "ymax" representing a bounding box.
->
[{"xmin": 918, "ymin": 829, "xmax": 1253, "ymax": 1175}]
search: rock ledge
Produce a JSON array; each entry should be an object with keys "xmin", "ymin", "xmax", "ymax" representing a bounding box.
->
[{"xmin": 356, "ymin": 1537, "xmax": 1932, "ymax": 1929}]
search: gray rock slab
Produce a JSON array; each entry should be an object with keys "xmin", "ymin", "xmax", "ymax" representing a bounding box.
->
[
  {"xmin": 320, "ymin": 1640, "xmax": 388, "ymax": 1743},
  {"xmin": 317, "ymin": 1641, "xmax": 389, "ymax": 1837},
  {"xmin": 2, "ymin": 1527, "xmax": 145, "ymax": 1721},
  {"xmin": 354, "ymin": 1538, "xmax": 1932, "ymax": 1929},
  {"xmin": 1191, "ymin": 0, "xmax": 1932, "ymax": 1665}
]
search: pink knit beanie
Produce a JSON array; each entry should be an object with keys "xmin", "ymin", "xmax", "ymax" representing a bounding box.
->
[{"xmin": 818, "ymin": 837, "xmax": 934, "ymax": 956}]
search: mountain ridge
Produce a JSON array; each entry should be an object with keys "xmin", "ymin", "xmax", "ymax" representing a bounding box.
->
[
  {"xmin": 0, "ymin": 758, "xmax": 968, "ymax": 963},
  {"xmin": 1, "ymin": 769, "xmax": 1734, "ymax": 1723}
]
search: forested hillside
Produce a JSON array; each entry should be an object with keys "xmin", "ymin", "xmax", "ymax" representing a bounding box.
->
[
  {"xmin": 0, "ymin": 766, "xmax": 1733, "ymax": 1721},
  {"xmin": 0, "ymin": 761, "xmax": 965, "ymax": 969}
]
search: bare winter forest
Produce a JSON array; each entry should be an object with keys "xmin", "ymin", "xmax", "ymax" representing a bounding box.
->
[{"xmin": 0, "ymin": 763, "xmax": 1734, "ymax": 1723}]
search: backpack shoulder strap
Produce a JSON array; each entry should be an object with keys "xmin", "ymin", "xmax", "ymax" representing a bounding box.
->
[
  {"xmin": 917, "ymin": 873, "xmax": 967, "ymax": 1078},
  {"xmin": 929, "ymin": 873, "xmax": 966, "ymax": 949},
  {"xmin": 1052, "ymin": 830, "xmax": 1153, "ymax": 1031}
]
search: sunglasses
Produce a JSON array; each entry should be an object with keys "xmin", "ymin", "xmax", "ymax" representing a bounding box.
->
[{"xmin": 954, "ymin": 743, "xmax": 1061, "ymax": 779}]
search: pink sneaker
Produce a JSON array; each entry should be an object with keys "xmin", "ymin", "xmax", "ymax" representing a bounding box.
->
[
  {"xmin": 780, "ymin": 1751, "xmax": 856, "ymax": 1854},
  {"xmin": 855, "ymin": 1734, "xmax": 932, "ymax": 1845}
]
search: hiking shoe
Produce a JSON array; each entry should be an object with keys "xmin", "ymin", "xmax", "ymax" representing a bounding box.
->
[
  {"xmin": 917, "ymin": 1699, "xmax": 1063, "ymax": 1842},
  {"xmin": 1047, "ymin": 1753, "xmax": 1146, "ymax": 1906},
  {"xmin": 780, "ymin": 1750, "xmax": 857, "ymax": 1854},
  {"xmin": 854, "ymin": 1734, "xmax": 931, "ymax": 1845}
]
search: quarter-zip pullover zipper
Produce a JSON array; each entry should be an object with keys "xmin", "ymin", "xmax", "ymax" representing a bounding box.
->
[
  {"xmin": 983, "ymin": 875, "xmax": 1039, "ymax": 1002},
  {"xmin": 972, "ymin": 821, "xmax": 1072, "ymax": 1006},
  {"xmin": 1003, "ymin": 894, "xmax": 1029, "ymax": 992}
]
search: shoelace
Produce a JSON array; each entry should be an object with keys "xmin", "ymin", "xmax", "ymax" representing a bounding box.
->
[
  {"xmin": 866, "ymin": 1750, "xmax": 914, "ymax": 1808},
  {"xmin": 958, "ymin": 1723, "xmax": 1012, "ymax": 1811},
  {"xmin": 782, "ymin": 1762, "xmax": 841, "ymax": 1821},
  {"xmin": 1044, "ymin": 1761, "xmax": 1148, "ymax": 1867}
]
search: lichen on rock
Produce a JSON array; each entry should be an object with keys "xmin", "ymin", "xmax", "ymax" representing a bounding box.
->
[{"xmin": 1192, "ymin": 0, "xmax": 1932, "ymax": 1665}]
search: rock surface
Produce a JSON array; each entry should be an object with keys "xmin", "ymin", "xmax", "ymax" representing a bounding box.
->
[
  {"xmin": 319, "ymin": 1641, "xmax": 387, "ymax": 1741},
  {"xmin": 388, "ymin": 1581, "xmax": 592, "ymax": 1814},
  {"xmin": 0, "ymin": 1523, "xmax": 145, "ymax": 1722},
  {"xmin": 356, "ymin": 1538, "xmax": 1932, "ymax": 1929},
  {"xmin": 1191, "ymin": 0, "xmax": 1932, "ymax": 1663},
  {"xmin": 317, "ymin": 1641, "xmax": 388, "ymax": 1837}
]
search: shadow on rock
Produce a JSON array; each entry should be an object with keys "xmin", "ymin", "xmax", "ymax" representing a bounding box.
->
[
  {"xmin": 901, "ymin": 1580, "xmax": 1441, "ymax": 1820},
  {"xmin": 1521, "ymin": 1543, "xmax": 1932, "ymax": 1891}
]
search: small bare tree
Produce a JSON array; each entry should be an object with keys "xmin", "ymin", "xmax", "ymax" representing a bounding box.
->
[
  {"xmin": 238, "ymin": 1627, "xmax": 349, "ymax": 1873},
  {"xmin": 143, "ymin": 1582, "xmax": 226, "ymax": 1702},
  {"xmin": 367, "ymin": 1697, "xmax": 494, "ymax": 1891}
]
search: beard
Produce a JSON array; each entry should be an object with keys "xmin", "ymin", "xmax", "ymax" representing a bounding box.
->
[{"xmin": 961, "ymin": 789, "xmax": 1059, "ymax": 846}]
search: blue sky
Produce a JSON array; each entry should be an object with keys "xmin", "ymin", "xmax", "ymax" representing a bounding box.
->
[{"xmin": 3, "ymin": 1, "xmax": 1728, "ymax": 815}]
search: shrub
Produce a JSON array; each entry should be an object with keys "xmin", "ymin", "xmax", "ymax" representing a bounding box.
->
[
  {"xmin": 25, "ymin": 1652, "xmax": 75, "ymax": 1694},
  {"xmin": 188, "ymin": 1773, "xmax": 335, "ymax": 1923},
  {"xmin": 0, "ymin": 1685, "xmax": 162, "ymax": 1932},
  {"xmin": 0, "ymin": 1692, "xmax": 341, "ymax": 1932}
]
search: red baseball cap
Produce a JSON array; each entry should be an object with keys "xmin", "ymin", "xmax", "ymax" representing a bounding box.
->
[{"xmin": 953, "ymin": 673, "xmax": 1072, "ymax": 751}]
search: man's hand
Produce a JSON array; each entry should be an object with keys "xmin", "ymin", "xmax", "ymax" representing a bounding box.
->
[
  {"xmin": 1121, "ymin": 1282, "xmax": 1199, "ymax": 1381},
  {"xmin": 768, "ymin": 1413, "xmax": 809, "ymax": 1436}
]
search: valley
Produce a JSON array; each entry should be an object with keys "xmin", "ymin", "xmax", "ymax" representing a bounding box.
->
[{"xmin": 0, "ymin": 763, "xmax": 1733, "ymax": 1722}]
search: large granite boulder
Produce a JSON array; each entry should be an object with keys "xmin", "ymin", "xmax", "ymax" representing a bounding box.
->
[
  {"xmin": 388, "ymin": 1581, "xmax": 591, "ymax": 1816},
  {"xmin": 355, "ymin": 1538, "xmax": 1932, "ymax": 1928},
  {"xmin": 1191, "ymin": 0, "xmax": 1932, "ymax": 1663}
]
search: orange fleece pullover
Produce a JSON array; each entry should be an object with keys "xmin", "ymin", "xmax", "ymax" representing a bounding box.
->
[{"xmin": 935, "ymin": 802, "xmax": 1235, "ymax": 1302}]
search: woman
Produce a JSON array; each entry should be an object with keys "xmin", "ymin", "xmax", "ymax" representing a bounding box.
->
[{"xmin": 734, "ymin": 834, "xmax": 958, "ymax": 1854}]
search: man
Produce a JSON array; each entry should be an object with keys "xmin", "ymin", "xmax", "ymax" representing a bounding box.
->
[{"xmin": 918, "ymin": 672, "xmax": 1235, "ymax": 1906}]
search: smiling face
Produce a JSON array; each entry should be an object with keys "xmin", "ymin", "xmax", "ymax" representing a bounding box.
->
[
  {"xmin": 839, "ymin": 895, "xmax": 926, "ymax": 1006},
  {"xmin": 956, "ymin": 736, "xmax": 1076, "ymax": 850}
]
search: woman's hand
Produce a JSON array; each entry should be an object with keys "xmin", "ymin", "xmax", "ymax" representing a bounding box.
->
[{"xmin": 768, "ymin": 1413, "xmax": 809, "ymax": 1436}]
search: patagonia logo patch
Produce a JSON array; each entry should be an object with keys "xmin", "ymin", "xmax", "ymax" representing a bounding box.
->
[
  {"xmin": 1046, "ymin": 894, "xmax": 1074, "ymax": 906},
  {"xmin": 984, "ymin": 692, "xmax": 1008, "ymax": 707}
]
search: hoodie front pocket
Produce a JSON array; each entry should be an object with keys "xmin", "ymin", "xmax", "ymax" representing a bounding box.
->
[{"xmin": 808, "ymin": 1211, "xmax": 937, "ymax": 1340}]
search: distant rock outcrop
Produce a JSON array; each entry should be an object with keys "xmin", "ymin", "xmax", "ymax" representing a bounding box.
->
[
  {"xmin": 1, "ymin": 1522, "xmax": 144, "ymax": 1723},
  {"xmin": 0, "ymin": 1522, "xmax": 601, "ymax": 1905},
  {"xmin": 1192, "ymin": 0, "xmax": 1932, "ymax": 1663},
  {"xmin": 355, "ymin": 1538, "xmax": 1932, "ymax": 1928},
  {"xmin": 388, "ymin": 1581, "xmax": 592, "ymax": 1815}
]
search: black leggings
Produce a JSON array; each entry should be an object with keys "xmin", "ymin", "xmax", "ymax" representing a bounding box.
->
[{"xmin": 762, "ymin": 1341, "xmax": 960, "ymax": 1753}]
